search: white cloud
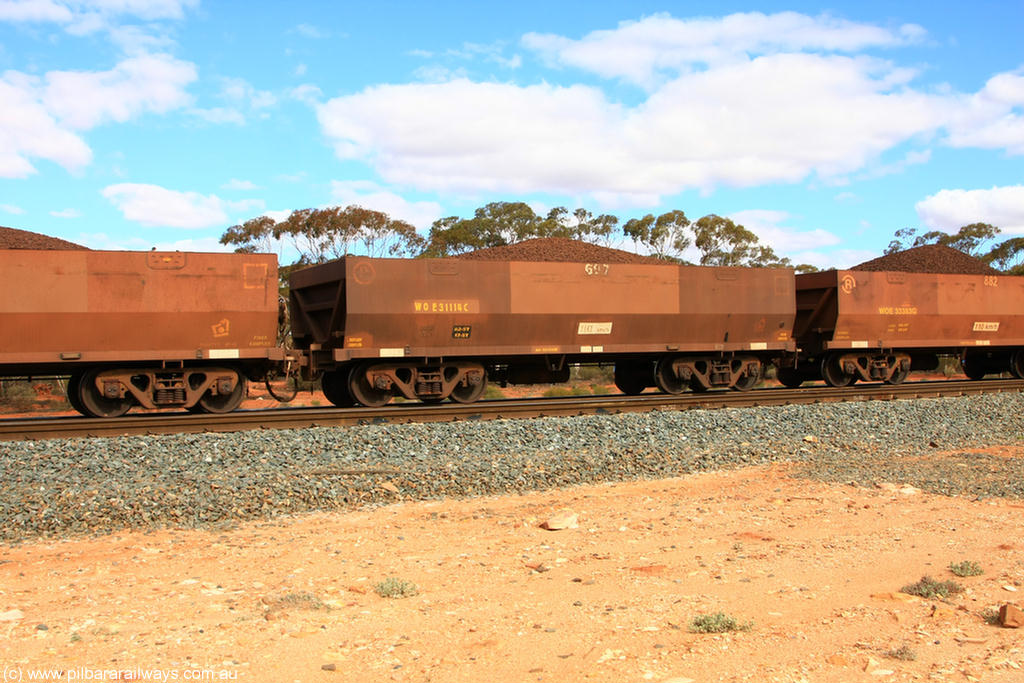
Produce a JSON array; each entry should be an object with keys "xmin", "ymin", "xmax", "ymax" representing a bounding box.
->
[
  {"xmin": 0, "ymin": 53, "xmax": 195, "ymax": 176},
  {"xmin": 315, "ymin": 10, "xmax": 1024, "ymax": 203},
  {"xmin": 102, "ymin": 183, "xmax": 230, "ymax": 228},
  {"xmin": 76, "ymin": 231, "xmax": 232, "ymax": 252},
  {"xmin": 222, "ymin": 178, "xmax": 260, "ymax": 191},
  {"xmin": 729, "ymin": 209, "xmax": 842, "ymax": 254},
  {"xmin": 316, "ymin": 53, "xmax": 947, "ymax": 203},
  {"xmin": 289, "ymin": 83, "xmax": 322, "ymax": 105},
  {"xmin": 0, "ymin": 0, "xmax": 198, "ymax": 26},
  {"xmin": 945, "ymin": 70, "xmax": 1024, "ymax": 155},
  {"xmin": 0, "ymin": 76, "xmax": 93, "ymax": 177},
  {"xmin": 916, "ymin": 185, "xmax": 1024, "ymax": 234},
  {"xmin": 293, "ymin": 23, "xmax": 325, "ymax": 39},
  {"xmin": 0, "ymin": 0, "xmax": 72, "ymax": 22},
  {"xmin": 1, "ymin": 203, "xmax": 26, "ymax": 214},
  {"xmin": 42, "ymin": 53, "xmax": 196, "ymax": 129},
  {"xmin": 522, "ymin": 12, "xmax": 924, "ymax": 88},
  {"xmin": 49, "ymin": 207, "xmax": 81, "ymax": 218},
  {"xmin": 330, "ymin": 180, "xmax": 442, "ymax": 229},
  {"xmin": 189, "ymin": 107, "xmax": 245, "ymax": 125},
  {"xmin": 220, "ymin": 76, "xmax": 276, "ymax": 109}
]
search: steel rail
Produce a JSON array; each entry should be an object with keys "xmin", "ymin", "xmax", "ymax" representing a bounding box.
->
[{"xmin": 1, "ymin": 379, "xmax": 1021, "ymax": 442}]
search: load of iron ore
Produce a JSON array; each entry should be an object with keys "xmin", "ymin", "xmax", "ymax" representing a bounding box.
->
[
  {"xmin": 851, "ymin": 244, "xmax": 998, "ymax": 275},
  {"xmin": 455, "ymin": 237, "xmax": 664, "ymax": 264},
  {"xmin": 1, "ymin": 226, "xmax": 87, "ymax": 250}
]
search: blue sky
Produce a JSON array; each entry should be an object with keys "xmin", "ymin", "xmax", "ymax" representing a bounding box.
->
[{"xmin": 1, "ymin": 0, "xmax": 1022, "ymax": 267}]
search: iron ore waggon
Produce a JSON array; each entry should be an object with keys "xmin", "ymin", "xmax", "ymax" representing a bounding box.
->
[
  {"xmin": 781, "ymin": 269, "xmax": 1024, "ymax": 387},
  {"xmin": 0, "ymin": 249, "xmax": 282, "ymax": 416},
  {"xmin": 288, "ymin": 256, "xmax": 797, "ymax": 406}
]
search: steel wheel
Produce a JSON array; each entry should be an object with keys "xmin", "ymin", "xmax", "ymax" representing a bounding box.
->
[
  {"xmin": 820, "ymin": 355, "xmax": 855, "ymax": 387},
  {"xmin": 321, "ymin": 370, "xmax": 355, "ymax": 407},
  {"xmin": 731, "ymin": 364, "xmax": 761, "ymax": 391},
  {"xmin": 961, "ymin": 355, "xmax": 987, "ymax": 380},
  {"xmin": 776, "ymin": 367, "xmax": 803, "ymax": 388},
  {"xmin": 77, "ymin": 368, "xmax": 132, "ymax": 418},
  {"xmin": 449, "ymin": 369, "xmax": 487, "ymax": 404},
  {"xmin": 197, "ymin": 369, "xmax": 246, "ymax": 413},
  {"xmin": 349, "ymin": 363, "xmax": 392, "ymax": 407},
  {"xmin": 654, "ymin": 357, "xmax": 686, "ymax": 394},
  {"xmin": 65, "ymin": 373, "xmax": 88, "ymax": 416},
  {"xmin": 614, "ymin": 363, "xmax": 649, "ymax": 395},
  {"xmin": 885, "ymin": 365, "xmax": 910, "ymax": 385},
  {"xmin": 1011, "ymin": 351, "xmax": 1024, "ymax": 379}
]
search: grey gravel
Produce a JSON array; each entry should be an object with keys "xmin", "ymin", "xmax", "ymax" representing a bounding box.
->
[{"xmin": 0, "ymin": 392, "xmax": 1022, "ymax": 543}]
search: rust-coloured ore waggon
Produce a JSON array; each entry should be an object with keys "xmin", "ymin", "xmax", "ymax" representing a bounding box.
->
[
  {"xmin": 288, "ymin": 257, "xmax": 797, "ymax": 406},
  {"xmin": 782, "ymin": 270, "xmax": 1024, "ymax": 387},
  {"xmin": 0, "ymin": 249, "xmax": 282, "ymax": 416}
]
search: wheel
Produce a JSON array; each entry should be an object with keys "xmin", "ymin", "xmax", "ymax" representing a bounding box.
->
[
  {"xmin": 731, "ymin": 363, "xmax": 761, "ymax": 391},
  {"xmin": 820, "ymin": 355, "xmax": 855, "ymax": 387},
  {"xmin": 961, "ymin": 355, "xmax": 987, "ymax": 381},
  {"xmin": 65, "ymin": 373, "xmax": 87, "ymax": 415},
  {"xmin": 654, "ymin": 357, "xmax": 686, "ymax": 394},
  {"xmin": 776, "ymin": 367, "xmax": 803, "ymax": 388},
  {"xmin": 689, "ymin": 375, "xmax": 711, "ymax": 392},
  {"xmin": 321, "ymin": 370, "xmax": 355, "ymax": 407},
  {"xmin": 349, "ymin": 363, "xmax": 392, "ymax": 407},
  {"xmin": 77, "ymin": 368, "xmax": 132, "ymax": 418},
  {"xmin": 197, "ymin": 369, "xmax": 246, "ymax": 413},
  {"xmin": 614, "ymin": 363, "xmax": 649, "ymax": 395},
  {"xmin": 1011, "ymin": 351, "xmax": 1024, "ymax": 379},
  {"xmin": 885, "ymin": 364, "xmax": 910, "ymax": 385},
  {"xmin": 449, "ymin": 368, "xmax": 487, "ymax": 404}
]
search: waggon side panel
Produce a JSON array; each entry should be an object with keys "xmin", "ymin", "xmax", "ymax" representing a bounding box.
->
[
  {"xmin": 325, "ymin": 257, "xmax": 795, "ymax": 360},
  {"xmin": 0, "ymin": 250, "xmax": 279, "ymax": 371},
  {"xmin": 796, "ymin": 270, "xmax": 1024, "ymax": 350}
]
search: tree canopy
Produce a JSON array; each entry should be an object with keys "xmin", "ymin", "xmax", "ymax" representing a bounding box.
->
[
  {"xmin": 885, "ymin": 223, "xmax": 1024, "ymax": 274},
  {"xmin": 223, "ymin": 202, "xmax": 819, "ymax": 271}
]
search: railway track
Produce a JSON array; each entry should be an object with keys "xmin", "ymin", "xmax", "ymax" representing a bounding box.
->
[
  {"xmin": 4, "ymin": 378, "xmax": 1023, "ymax": 441},
  {"xmin": 2, "ymin": 378, "xmax": 1022, "ymax": 442}
]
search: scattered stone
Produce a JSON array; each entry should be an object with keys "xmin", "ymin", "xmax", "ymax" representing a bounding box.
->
[
  {"xmin": 379, "ymin": 481, "xmax": 400, "ymax": 494},
  {"xmin": 1, "ymin": 392, "xmax": 1024, "ymax": 543},
  {"xmin": 870, "ymin": 592, "xmax": 919, "ymax": 603},
  {"xmin": 541, "ymin": 509, "xmax": 579, "ymax": 531},
  {"xmin": 0, "ymin": 225, "xmax": 87, "ymax": 250},
  {"xmin": 321, "ymin": 663, "xmax": 337, "ymax": 672},
  {"xmin": 457, "ymin": 237, "xmax": 663, "ymax": 264},
  {"xmin": 826, "ymin": 654, "xmax": 851, "ymax": 666},
  {"xmin": 1002, "ymin": 585, "xmax": 1018, "ymax": 592},
  {"xmin": 803, "ymin": 435, "xmax": 819, "ymax": 443},
  {"xmin": 0, "ymin": 609, "xmax": 24, "ymax": 621},
  {"xmin": 998, "ymin": 603, "xmax": 1023, "ymax": 628},
  {"xmin": 851, "ymin": 244, "xmax": 998, "ymax": 275}
]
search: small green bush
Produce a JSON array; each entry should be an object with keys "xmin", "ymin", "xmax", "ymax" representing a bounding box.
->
[
  {"xmin": 901, "ymin": 576, "xmax": 963, "ymax": 600},
  {"xmin": 1, "ymin": 382, "xmax": 37, "ymax": 411},
  {"xmin": 885, "ymin": 645, "xmax": 917, "ymax": 661},
  {"xmin": 483, "ymin": 384, "xmax": 506, "ymax": 399},
  {"xmin": 688, "ymin": 612, "xmax": 752, "ymax": 633},
  {"xmin": 374, "ymin": 577, "xmax": 418, "ymax": 599},
  {"xmin": 949, "ymin": 560, "xmax": 983, "ymax": 577}
]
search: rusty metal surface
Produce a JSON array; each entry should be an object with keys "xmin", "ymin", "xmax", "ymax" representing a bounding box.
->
[
  {"xmin": 3, "ymin": 379, "xmax": 1021, "ymax": 442},
  {"xmin": 795, "ymin": 270, "xmax": 1024, "ymax": 352},
  {"xmin": 290, "ymin": 257, "xmax": 796, "ymax": 361},
  {"xmin": 0, "ymin": 250, "xmax": 280, "ymax": 374}
]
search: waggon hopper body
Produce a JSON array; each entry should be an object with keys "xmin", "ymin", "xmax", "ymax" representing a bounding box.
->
[
  {"xmin": 0, "ymin": 249, "xmax": 281, "ymax": 416},
  {"xmin": 785, "ymin": 270, "xmax": 1024, "ymax": 386},
  {"xmin": 289, "ymin": 256, "xmax": 796, "ymax": 406}
]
